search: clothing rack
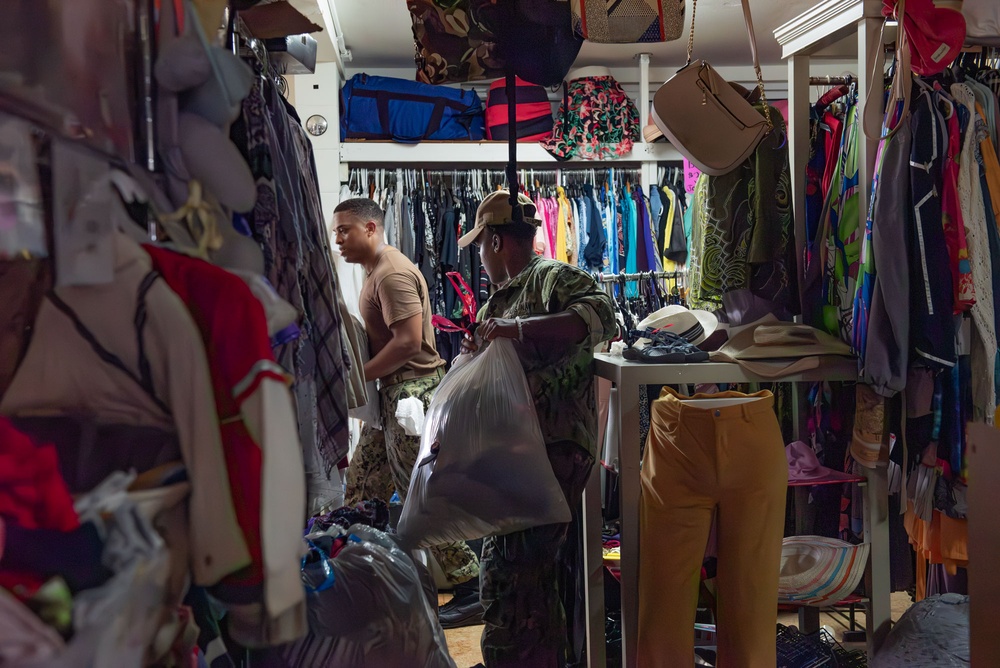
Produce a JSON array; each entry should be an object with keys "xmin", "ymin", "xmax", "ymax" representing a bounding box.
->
[
  {"xmin": 809, "ymin": 75, "xmax": 854, "ymax": 86},
  {"xmin": 347, "ymin": 166, "xmax": 644, "ymax": 192},
  {"xmin": 598, "ymin": 270, "xmax": 686, "ymax": 284}
]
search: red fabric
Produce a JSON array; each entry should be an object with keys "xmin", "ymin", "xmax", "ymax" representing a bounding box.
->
[
  {"xmin": 0, "ymin": 419, "xmax": 78, "ymax": 532},
  {"xmin": 144, "ymin": 245, "xmax": 281, "ymax": 592},
  {"xmin": 0, "ymin": 418, "xmax": 79, "ymax": 594},
  {"xmin": 883, "ymin": 0, "xmax": 966, "ymax": 76},
  {"xmin": 939, "ymin": 99, "xmax": 976, "ymax": 312},
  {"xmin": 485, "ymin": 76, "xmax": 554, "ymax": 142}
]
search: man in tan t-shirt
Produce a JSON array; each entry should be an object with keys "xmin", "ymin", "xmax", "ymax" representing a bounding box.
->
[{"xmin": 333, "ymin": 198, "xmax": 480, "ymax": 618}]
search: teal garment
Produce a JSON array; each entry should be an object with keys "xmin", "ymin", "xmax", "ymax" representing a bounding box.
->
[{"xmin": 625, "ymin": 191, "xmax": 638, "ymax": 297}]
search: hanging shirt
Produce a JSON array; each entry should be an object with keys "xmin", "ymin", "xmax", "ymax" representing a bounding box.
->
[
  {"xmin": 939, "ymin": 87, "xmax": 976, "ymax": 313},
  {"xmin": 534, "ymin": 194, "xmax": 552, "ymax": 259},
  {"xmin": 664, "ymin": 185, "xmax": 689, "ymax": 268},
  {"xmin": 604, "ymin": 185, "xmax": 617, "ymax": 275},
  {"xmin": 660, "ymin": 186, "xmax": 680, "ymax": 272},
  {"xmin": 909, "ymin": 84, "xmax": 957, "ymax": 369},
  {"xmin": 556, "ymin": 187, "xmax": 570, "ymax": 264},
  {"xmin": 1, "ymin": 233, "xmax": 251, "ymax": 590},
  {"xmin": 951, "ymin": 84, "xmax": 995, "ymax": 419},
  {"xmin": 637, "ymin": 186, "xmax": 661, "ymax": 274},
  {"xmin": 582, "ymin": 184, "xmax": 606, "ymax": 271},
  {"xmin": 577, "ymin": 195, "xmax": 590, "ymax": 268},
  {"xmin": 144, "ymin": 244, "xmax": 307, "ymax": 645},
  {"xmin": 566, "ymin": 192, "xmax": 578, "ymax": 266}
]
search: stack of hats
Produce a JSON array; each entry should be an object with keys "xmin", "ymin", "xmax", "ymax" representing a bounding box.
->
[{"xmin": 778, "ymin": 536, "xmax": 870, "ymax": 606}]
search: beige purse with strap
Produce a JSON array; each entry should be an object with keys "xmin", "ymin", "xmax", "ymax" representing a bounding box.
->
[{"xmin": 650, "ymin": 0, "xmax": 774, "ymax": 176}]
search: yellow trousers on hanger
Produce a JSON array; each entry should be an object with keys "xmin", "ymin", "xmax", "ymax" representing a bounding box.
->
[{"xmin": 638, "ymin": 387, "xmax": 787, "ymax": 668}]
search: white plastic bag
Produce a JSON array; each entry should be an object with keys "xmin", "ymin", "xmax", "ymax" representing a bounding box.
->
[
  {"xmin": 398, "ymin": 338, "xmax": 571, "ymax": 547},
  {"xmin": 395, "ymin": 396, "xmax": 425, "ymax": 436}
]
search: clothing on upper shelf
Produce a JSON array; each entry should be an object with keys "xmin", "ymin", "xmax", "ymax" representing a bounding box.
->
[{"xmin": 542, "ymin": 75, "xmax": 640, "ymax": 161}]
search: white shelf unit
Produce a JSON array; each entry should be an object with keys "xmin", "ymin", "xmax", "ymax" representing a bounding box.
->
[
  {"xmin": 774, "ymin": 0, "xmax": 893, "ymax": 658},
  {"xmin": 339, "ymin": 139, "xmax": 683, "ymax": 165}
]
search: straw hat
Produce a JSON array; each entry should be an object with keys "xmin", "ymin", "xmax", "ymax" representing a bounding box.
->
[
  {"xmin": 778, "ymin": 536, "xmax": 870, "ymax": 607},
  {"xmin": 638, "ymin": 305, "xmax": 718, "ymax": 346}
]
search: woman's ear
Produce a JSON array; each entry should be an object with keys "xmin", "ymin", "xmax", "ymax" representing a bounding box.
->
[{"xmin": 492, "ymin": 233, "xmax": 502, "ymax": 253}]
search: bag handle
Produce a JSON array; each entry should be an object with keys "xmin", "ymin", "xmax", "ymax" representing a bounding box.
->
[
  {"xmin": 863, "ymin": 0, "xmax": 912, "ymax": 141},
  {"xmin": 685, "ymin": 0, "xmax": 773, "ymax": 133}
]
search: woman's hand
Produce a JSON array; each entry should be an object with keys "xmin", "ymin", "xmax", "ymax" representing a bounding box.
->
[{"xmin": 479, "ymin": 317, "xmax": 519, "ymax": 342}]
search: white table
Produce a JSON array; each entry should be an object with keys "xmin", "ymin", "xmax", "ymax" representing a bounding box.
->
[{"xmin": 583, "ymin": 354, "xmax": 891, "ymax": 668}]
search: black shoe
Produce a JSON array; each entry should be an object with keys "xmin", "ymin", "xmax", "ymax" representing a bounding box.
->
[
  {"xmin": 438, "ymin": 579, "xmax": 483, "ymax": 629},
  {"xmin": 438, "ymin": 594, "xmax": 484, "ymax": 628}
]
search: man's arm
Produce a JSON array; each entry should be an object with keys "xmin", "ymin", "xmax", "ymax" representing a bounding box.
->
[
  {"xmin": 479, "ymin": 312, "xmax": 588, "ymax": 351},
  {"xmin": 364, "ymin": 313, "xmax": 424, "ymax": 382}
]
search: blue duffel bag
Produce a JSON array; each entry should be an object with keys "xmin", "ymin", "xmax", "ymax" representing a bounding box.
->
[{"xmin": 340, "ymin": 74, "xmax": 485, "ymax": 143}]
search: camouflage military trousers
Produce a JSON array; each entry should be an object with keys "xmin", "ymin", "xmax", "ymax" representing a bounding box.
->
[
  {"xmin": 345, "ymin": 370, "xmax": 479, "ymax": 586},
  {"xmin": 480, "ymin": 440, "xmax": 595, "ymax": 668}
]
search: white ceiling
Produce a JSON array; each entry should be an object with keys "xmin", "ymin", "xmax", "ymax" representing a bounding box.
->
[{"xmin": 332, "ymin": 0, "xmax": 822, "ymax": 71}]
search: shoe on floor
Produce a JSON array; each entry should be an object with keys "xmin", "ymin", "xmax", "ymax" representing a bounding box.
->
[
  {"xmin": 438, "ymin": 593, "xmax": 484, "ymax": 628},
  {"xmin": 438, "ymin": 579, "xmax": 484, "ymax": 629}
]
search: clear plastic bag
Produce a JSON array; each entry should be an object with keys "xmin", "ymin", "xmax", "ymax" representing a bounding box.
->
[
  {"xmin": 283, "ymin": 524, "xmax": 455, "ymax": 668},
  {"xmin": 872, "ymin": 593, "xmax": 969, "ymax": 667},
  {"xmin": 398, "ymin": 338, "xmax": 571, "ymax": 547}
]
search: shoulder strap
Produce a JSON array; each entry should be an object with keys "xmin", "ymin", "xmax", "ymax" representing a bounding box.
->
[{"xmin": 46, "ymin": 271, "xmax": 172, "ymax": 416}]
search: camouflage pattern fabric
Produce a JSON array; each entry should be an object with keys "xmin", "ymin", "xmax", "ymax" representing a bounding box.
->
[
  {"xmin": 345, "ymin": 371, "xmax": 479, "ymax": 585},
  {"xmin": 477, "ymin": 256, "xmax": 617, "ymax": 459},
  {"xmin": 480, "ymin": 440, "xmax": 595, "ymax": 668}
]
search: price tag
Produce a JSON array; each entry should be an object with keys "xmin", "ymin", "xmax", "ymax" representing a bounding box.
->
[{"xmin": 683, "ymin": 159, "xmax": 701, "ymax": 194}]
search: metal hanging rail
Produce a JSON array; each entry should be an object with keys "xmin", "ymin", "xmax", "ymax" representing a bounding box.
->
[{"xmin": 598, "ymin": 270, "xmax": 686, "ymax": 284}]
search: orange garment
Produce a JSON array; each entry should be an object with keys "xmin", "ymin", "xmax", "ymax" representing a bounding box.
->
[
  {"xmin": 639, "ymin": 387, "xmax": 786, "ymax": 668},
  {"xmin": 905, "ymin": 501, "xmax": 969, "ymax": 601}
]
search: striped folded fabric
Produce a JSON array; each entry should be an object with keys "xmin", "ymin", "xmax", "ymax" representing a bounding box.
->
[{"xmin": 485, "ymin": 76, "xmax": 554, "ymax": 142}]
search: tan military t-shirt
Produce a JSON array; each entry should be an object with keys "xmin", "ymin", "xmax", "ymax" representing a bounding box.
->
[{"xmin": 359, "ymin": 247, "xmax": 444, "ymax": 382}]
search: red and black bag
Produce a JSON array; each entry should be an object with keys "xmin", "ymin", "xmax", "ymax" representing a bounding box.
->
[{"xmin": 485, "ymin": 77, "xmax": 553, "ymax": 142}]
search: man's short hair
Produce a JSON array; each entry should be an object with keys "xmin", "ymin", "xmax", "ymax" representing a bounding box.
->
[
  {"xmin": 334, "ymin": 198, "xmax": 384, "ymax": 227},
  {"xmin": 487, "ymin": 221, "xmax": 538, "ymax": 243}
]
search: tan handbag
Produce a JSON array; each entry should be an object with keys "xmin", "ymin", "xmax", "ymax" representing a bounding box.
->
[{"xmin": 650, "ymin": 0, "xmax": 774, "ymax": 176}]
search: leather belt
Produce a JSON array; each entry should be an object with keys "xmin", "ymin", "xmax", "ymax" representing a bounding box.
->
[{"xmin": 381, "ymin": 365, "xmax": 444, "ymax": 388}]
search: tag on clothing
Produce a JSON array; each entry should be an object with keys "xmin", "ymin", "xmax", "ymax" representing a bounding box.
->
[
  {"xmin": 683, "ymin": 159, "xmax": 701, "ymax": 194},
  {"xmin": 52, "ymin": 140, "xmax": 114, "ymax": 286}
]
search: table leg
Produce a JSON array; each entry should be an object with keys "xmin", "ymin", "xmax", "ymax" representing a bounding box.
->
[
  {"xmin": 582, "ymin": 457, "xmax": 606, "ymax": 668},
  {"xmin": 863, "ymin": 465, "xmax": 891, "ymax": 655},
  {"xmin": 616, "ymin": 378, "xmax": 642, "ymax": 668}
]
